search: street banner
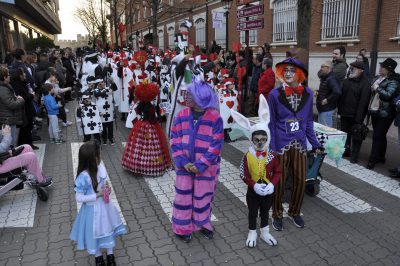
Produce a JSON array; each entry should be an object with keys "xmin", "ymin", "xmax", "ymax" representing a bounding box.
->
[
  {"xmin": 236, "ymin": 19, "xmax": 264, "ymax": 31},
  {"xmin": 237, "ymin": 4, "xmax": 264, "ymax": 18},
  {"xmin": 236, "ymin": 0, "xmax": 258, "ymax": 6}
]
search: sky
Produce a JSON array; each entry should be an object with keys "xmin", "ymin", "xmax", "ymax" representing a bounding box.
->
[{"xmin": 57, "ymin": 0, "xmax": 88, "ymax": 40}]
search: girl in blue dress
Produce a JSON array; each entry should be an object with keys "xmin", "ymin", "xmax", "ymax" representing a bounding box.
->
[{"xmin": 70, "ymin": 141, "xmax": 126, "ymax": 266}]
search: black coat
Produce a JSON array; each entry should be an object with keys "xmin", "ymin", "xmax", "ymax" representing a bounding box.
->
[
  {"xmin": 316, "ymin": 71, "xmax": 342, "ymax": 112},
  {"xmin": 338, "ymin": 75, "xmax": 371, "ymax": 124}
]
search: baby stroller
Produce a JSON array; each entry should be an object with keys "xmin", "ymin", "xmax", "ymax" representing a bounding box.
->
[
  {"xmin": 0, "ymin": 147, "xmax": 49, "ymax": 201},
  {"xmin": 305, "ymin": 151, "xmax": 326, "ymax": 197}
]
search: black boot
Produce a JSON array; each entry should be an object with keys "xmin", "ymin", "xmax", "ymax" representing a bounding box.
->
[
  {"xmin": 95, "ymin": 256, "xmax": 106, "ymax": 266},
  {"xmin": 106, "ymin": 254, "xmax": 116, "ymax": 266},
  {"xmin": 350, "ymin": 152, "xmax": 359, "ymax": 163}
]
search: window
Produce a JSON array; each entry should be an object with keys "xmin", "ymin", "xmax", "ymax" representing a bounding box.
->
[
  {"xmin": 169, "ymin": 0, "xmax": 173, "ymax": 6},
  {"xmin": 396, "ymin": 14, "xmax": 400, "ymax": 37},
  {"xmin": 321, "ymin": 0, "xmax": 360, "ymax": 40},
  {"xmin": 273, "ymin": 0, "xmax": 297, "ymax": 43},
  {"xmin": 168, "ymin": 26, "xmax": 175, "ymax": 48},
  {"xmin": 195, "ymin": 18, "xmax": 205, "ymax": 47},
  {"xmin": 214, "ymin": 13, "xmax": 226, "ymax": 48},
  {"xmin": 239, "ymin": 15, "xmax": 257, "ymax": 45},
  {"xmin": 158, "ymin": 30, "xmax": 164, "ymax": 50},
  {"xmin": 2, "ymin": 17, "xmax": 18, "ymax": 50}
]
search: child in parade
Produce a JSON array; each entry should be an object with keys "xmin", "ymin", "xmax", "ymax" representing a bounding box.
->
[
  {"xmin": 231, "ymin": 95, "xmax": 281, "ymax": 248},
  {"xmin": 121, "ymin": 79, "xmax": 171, "ymax": 177},
  {"xmin": 42, "ymin": 83, "xmax": 65, "ymax": 144},
  {"xmin": 171, "ymin": 78, "xmax": 224, "ymax": 243},
  {"xmin": 77, "ymin": 84, "xmax": 102, "ymax": 142},
  {"xmin": 70, "ymin": 141, "xmax": 126, "ymax": 266},
  {"xmin": 93, "ymin": 77, "xmax": 117, "ymax": 145}
]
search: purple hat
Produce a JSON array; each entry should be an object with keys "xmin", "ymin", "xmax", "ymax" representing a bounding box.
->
[
  {"xmin": 276, "ymin": 57, "xmax": 308, "ymax": 76},
  {"xmin": 187, "ymin": 79, "xmax": 218, "ymax": 110}
]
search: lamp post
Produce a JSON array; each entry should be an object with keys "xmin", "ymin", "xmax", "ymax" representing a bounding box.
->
[{"xmin": 222, "ymin": 0, "xmax": 233, "ymax": 49}]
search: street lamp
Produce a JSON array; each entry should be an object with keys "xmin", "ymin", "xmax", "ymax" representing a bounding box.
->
[{"xmin": 222, "ymin": 0, "xmax": 233, "ymax": 49}]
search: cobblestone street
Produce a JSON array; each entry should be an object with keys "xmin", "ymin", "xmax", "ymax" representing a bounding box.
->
[{"xmin": 1, "ymin": 101, "xmax": 400, "ymax": 266}]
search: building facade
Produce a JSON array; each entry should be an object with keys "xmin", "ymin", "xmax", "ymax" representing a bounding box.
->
[
  {"xmin": 0, "ymin": 0, "xmax": 61, "ymax": 62},
  {"xmin": 125, "ymin": 0, "xmax": 400, "ymax": 89}
]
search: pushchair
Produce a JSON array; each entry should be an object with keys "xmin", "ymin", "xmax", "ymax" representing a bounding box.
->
[
  {"xmin": 305, "ymin": 151, "xmax": 326, "ymax": 197},
  {"xmin": 0, "ymin": 168, "xmax": 49, "ymax": 201}
]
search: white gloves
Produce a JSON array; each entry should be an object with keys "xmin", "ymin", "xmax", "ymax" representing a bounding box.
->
[
  {"xmin": 254, "ymin": 183, "xmax": 267, "ymax": 196},
  {"xmin": 265, "ymin": 183, "xmax": 274, "ymax": 195}
]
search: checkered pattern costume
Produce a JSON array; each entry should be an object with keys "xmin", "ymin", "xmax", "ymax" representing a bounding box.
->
[{"xmin": 121, "ymin": 98, "xmax": 171, "ymax": 176}]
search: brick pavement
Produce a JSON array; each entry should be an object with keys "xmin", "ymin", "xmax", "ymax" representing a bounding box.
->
[{"xmin": 0, "ymin": 100, "xmax": 400, "ymax": 265}]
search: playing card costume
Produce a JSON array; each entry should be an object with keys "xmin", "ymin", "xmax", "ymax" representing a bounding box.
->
[
  {"xmin": 231, "ymin": 95, "xmax": 280, "ymax": 248},
  {"xmin": 268, "ymin": 58, "xmax": 322, "ymax": 230},
  {"xmin": 80, "ymin": 52, "xmax": 102, "ymax": 93},
  {"xmin": 77, "ymin": 89, "xmax": 103, "ymax": 142},
  {"xmin": 93, "ymin": 78, "xmax": 117, "ymax": 144},
  {"xmin": 159, "ymin": 57, "xmax": 171, "ymax": 103},
  {"xmin": 121, "ymin": 80, "xmax": 171, "ymax": 176},
  {"xmin": 170, "ymin": 79, "xmax": 224, "ymax": 242}
]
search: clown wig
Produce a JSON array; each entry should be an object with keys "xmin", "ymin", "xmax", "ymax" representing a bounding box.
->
[{"xmin": 275, "ymin": 63, "xmax": 307, "ymax": 84}]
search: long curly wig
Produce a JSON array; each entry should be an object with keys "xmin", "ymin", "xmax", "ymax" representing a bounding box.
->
[
  {"xmin": 134, "ymin": 80, "xmax": 159, "ymax": 102},
  {"xmin": 275, "ymin": 64, "xmax": 307, "ymax": 84}
]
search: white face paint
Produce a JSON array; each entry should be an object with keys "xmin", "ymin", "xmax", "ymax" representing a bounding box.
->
[
  {"xmin": 284, "ymin": 66, "xmax": 297, "ymax": 84},
  {"xmin": 252, "ymin": 134, "xmax": 268, "ymax": 151}
]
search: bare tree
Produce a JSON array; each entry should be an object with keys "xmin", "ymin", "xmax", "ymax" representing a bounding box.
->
[{"xmin": 74, "ymin": 0, "xmax": 109, "ymax": 47}]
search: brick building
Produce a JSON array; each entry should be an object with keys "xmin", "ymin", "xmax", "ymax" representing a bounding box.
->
[
  {"xmin": 0, "ymin": 0, "xmax": 61, "ymax": 63},
  {"xmin": 125, "ymin": 0, "xmax": 400, "ymax": 88}
]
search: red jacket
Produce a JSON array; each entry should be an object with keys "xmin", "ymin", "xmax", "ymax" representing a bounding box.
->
[
  {"xmin": 258, "ymin": 67, "xmax": 275, "ymax": 101},
  {"xmin": 240, "ymin": 150, "xmax": 281, "ymax": 189}
]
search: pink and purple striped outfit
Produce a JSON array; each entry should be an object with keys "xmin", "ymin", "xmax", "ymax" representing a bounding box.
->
[{"xmin": 170, "ymin": 107, "xmax": 224, "ymax": 235}]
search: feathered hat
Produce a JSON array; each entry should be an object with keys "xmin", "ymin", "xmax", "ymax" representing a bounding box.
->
[{"xmin": 134, "ymin": 78, "xmax": 159, "ymax": 102}]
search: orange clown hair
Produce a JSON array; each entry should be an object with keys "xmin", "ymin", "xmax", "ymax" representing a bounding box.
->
[{"xmin": 275, "ymin": 64, "xmax": 307, "ymax": 84}]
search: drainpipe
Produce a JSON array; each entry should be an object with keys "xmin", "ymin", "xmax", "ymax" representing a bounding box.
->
[{"xmin": 369, "ymin": 0, "xmax": 383, "ymax": 78}]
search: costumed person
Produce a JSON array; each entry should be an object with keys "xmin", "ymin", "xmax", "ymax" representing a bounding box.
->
[
  {"xmin": 79, "ymin": 51, "xmax": 102, "ymax": 93},
  {"xmin": 121, "ymin": 79, "xmax": 171, "ymax": 177},
  {"xmin": 231, "ymin": 95, "xmax": 280, "ymax": 248},
  {"xmin": 171, "ymin": 78, "xmax": 223, "ymax": 243},
  {"xmin": 77, "ymin": 86, "xmax": 102, "ymax": 142},
  {"xmin": 93, "ymin": 76, "xmax": 117, "ymax": 145},
  {"xmin": 268, "ymin": 58, "xmax": 322, "ymax": 231},
  {"xmin": 159, "ymin": 57, "xmax": 171, "ymax": 104},
  {"xmin": 70, "ymin": 141, "xmax": 126, "ymax": 266}
]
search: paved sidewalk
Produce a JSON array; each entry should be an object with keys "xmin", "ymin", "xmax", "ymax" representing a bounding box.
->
[{"xmin": 0, "ymin": 100, "xmax": 399, "ymax": 265}]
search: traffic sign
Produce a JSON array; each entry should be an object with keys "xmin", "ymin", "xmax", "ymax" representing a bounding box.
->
[
  {"xmin": 236, "ymin": 0, "xmax": 258, "ymax": 6},
  {"xmin": 236, "ymin": 19, "xmax": 264, "ymax": 31},
  {"xmin": 237, "ymin": 4, "xmax": 264, "ymax": 18}
]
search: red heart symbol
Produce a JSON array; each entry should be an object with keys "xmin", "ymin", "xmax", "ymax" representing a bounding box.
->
[
  {"xmin": 226, "ymin": 101, "xmax": 234, "ymax": 109},
  {"xmin": 228, "ymin": 116, "xmax": 234, "ymax": 124}
]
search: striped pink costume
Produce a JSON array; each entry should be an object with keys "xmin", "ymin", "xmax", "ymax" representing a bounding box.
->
[{"xmin": 170, "ymin": 107, "xmax": 224, "ymax": 235}]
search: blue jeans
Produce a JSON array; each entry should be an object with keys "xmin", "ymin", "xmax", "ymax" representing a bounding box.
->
[{"xmin": 318, "ymin": 110, "xmax": 335, "ymax": 128}]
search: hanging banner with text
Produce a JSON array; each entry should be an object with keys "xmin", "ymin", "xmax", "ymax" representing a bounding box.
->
[
  {"xmin": 236, "ymin": 19, "xmax": 264, "ymax": 31},
  {"xmin": 237, "ymin": 4, "xmax": 264, "ymax": 18}
]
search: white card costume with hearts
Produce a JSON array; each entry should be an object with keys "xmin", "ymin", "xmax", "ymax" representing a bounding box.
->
[
  {"xmin": 78, "ymin": 103, "xmax": 103, "ymax": 134},
  {"xmin": 216, "ymin": 83, "xmax": 239, "ymax": 129}
]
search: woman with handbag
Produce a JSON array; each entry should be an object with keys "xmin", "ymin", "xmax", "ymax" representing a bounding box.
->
[
  {"xmin": 367, "ymin": 58, "xmax": 400, "ymax": 169},
  {"xmin": 337, "ymin": 61, "xmax": 371, "ymax": 163}
]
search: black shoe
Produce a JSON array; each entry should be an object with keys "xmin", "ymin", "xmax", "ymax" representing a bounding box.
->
[
  {"xmin": 200, "ymin": 228, "xmax": 214, "ymax": 240},
  {"xmin": 350, "ymin": 157, "xmax": 358, "ymax": 164},
  {"xmin": 106, "ymin": 254, "xmax": 116, "ymax": 266},
  {"xmin": 389, "ymin": 168, "xmax": 399, "ymax": 174},
  {"xmin": 376, "ymin": 158, "xmax": 386, "ymax": 164},
  {"xmin": 95, "ymin": 256, "xmax": 106, "ymax": 266},
  {"xmin": 176, "ymin": 233, "xmax": 192, "ymax": 243},
  {"xmin": 366, "ymin": 161, "xmax": 375, "ymax": 170},
  {"xmin": 31, "ymin": 144, "xmax": 39, "ymax": 150},
  {"xmin": 350, "ymin": 153, "xmax": 359, "ymax": 164}
]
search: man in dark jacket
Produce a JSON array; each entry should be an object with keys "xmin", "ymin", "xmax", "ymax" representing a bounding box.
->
[
  {"xmin": 332, "ymin": 46, "xmax": 348, "ymax": 85},
  {"xmin": 317, "ymin": 61, "xmax": 341, "ymax": 127},
  {"xmin": 337, "ymin": 61, "xmax": 370, "ymax": 163},
  {"xmin": 249, "ymin": 54, "xmax": 263, "ymax": 107}
]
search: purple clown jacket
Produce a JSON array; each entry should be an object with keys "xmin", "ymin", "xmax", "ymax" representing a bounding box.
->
[
  {"xmin": 170, "ymin": 107, "xmax": 224, "ymax": 234},
  {"xmin": 268, "ymin": 85, "xmax": 322, "ymax": 152}
]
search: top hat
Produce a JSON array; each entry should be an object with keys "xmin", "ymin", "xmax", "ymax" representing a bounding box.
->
[
  {"xmin": 275, "ymin": 57, "xmax": 308, "ymax": 76},
  {"xmin": 380, "ymin": 58, "xmax": 397, "ymax": 72}
]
